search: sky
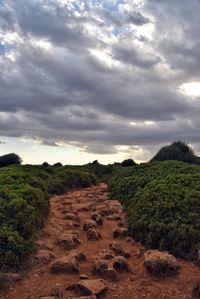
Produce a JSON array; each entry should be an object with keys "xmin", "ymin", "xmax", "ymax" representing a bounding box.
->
[{"xmin": 1, "ymin": 0, "xmax": 200, "ymax": 165}]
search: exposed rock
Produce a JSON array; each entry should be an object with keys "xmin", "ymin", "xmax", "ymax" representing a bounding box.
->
[
  {"xmin": 40, "ymin": 297, "xmax": 55, "ymax": 299},
  {"xmin": 117, "ymin": 221, "xmax": 125, "ymax": 227},
  {"xmin": 109, "ymin": 241, "xmax": 131, "ymax": 258},
  {"xmin": 65, "ymin": 296, "xmax": 96, "ymax": 299},
  {"xmin": 73, "ymin": 203, "xmax": 94, "ymax": 211},
  {"xmin": 136, "ymin": 246, "xmax": 146, "ymax": 258},
  {"xmin": 83, "ymin": 219, "xmax": 97, "ymax": 231},
  {"xmin": 107, "ymin": 214, "xmax": 122, "ymax": 221},
  {"xmin": 91, "ymin": 213, "xmax": 103, "ymax": 225},
  {"xmin": 144, "ymin": 250, "xmax": 179, "ymax": 276},
  {"xmin": 113, "ymin": 228, "xmax": 128, "ymax": 239},
  {"xmin": 126, "ymin": 237, "xmax": 133, "ymax": 243},
  {"xmin": 68, "ymin": 250, "xmax": 86, "ymax": 262},
  {"xmin": 50, "ymin": 256, "xmax": 79, "ymax": 274},
  {"xmin": 113, "ymin": 256, "xmax": 131, "ymax": 272},
  {"xmin": 51, "ymin": 283, "xmax": 63, "ymax": 298},
  {"xmin": 87, "ymin": 228, "xmax": 101, "ymax": 241},
  {"xmin": 64, "ymin": 213, "xmax": 79, "ymax": 222},
  {"xmin": 192, "ymin": 281, "xmax": 200, "ymax": 297},
  {"xmin": 79, "ymin": 274, "xmax": 89, "ymax": 279},
  {"xmin": 57, "ymin": 232, "xmax": 81, "ymax": 250},
  {"xmin": 35, "ymin": 250, "xmax": 55, "ymax": 264},
  {"xmin": 97, "ymin": 249, "xmax": 114, "ymax": 260},
  {"xmin": 75, "ymin": 279, "xmax": 107, "ymax": 296},
  {"xmin": 95, "ymin": 201, "xmax": 121, "ymax": 216},
  {"xmin": 101, "ymin": 267, "xmax": 118, "ymax": 281},
  {"xmin": 91, "ymin": 259, "xmax": 109, "ymax": 276}
]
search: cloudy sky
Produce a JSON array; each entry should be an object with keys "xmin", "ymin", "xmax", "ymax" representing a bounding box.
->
[{"xmin": 1, "ymin": 0, "xmax": 200, "ymax": 164}]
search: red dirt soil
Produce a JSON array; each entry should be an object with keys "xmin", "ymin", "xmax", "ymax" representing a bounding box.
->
[{"xmin": 1, "ymin": 183, "xmax": 200, "ymax": 299}]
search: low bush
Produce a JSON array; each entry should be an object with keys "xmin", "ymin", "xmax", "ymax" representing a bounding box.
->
[
  {"xmin": 108, "ymin": 161, "xmax": 200, "ymax": 259},
  {"xmin": 121, "ymin": 159, "xmax": 137, "ymax": 167},
  {"xmin": 46, "ymin": 168, "xmax": 97, "ymax": 195}
]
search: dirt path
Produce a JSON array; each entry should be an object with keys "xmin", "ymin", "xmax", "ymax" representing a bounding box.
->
[{"xmin": 2, "ymin": 183, "xmax": 200, "ymax": 299}]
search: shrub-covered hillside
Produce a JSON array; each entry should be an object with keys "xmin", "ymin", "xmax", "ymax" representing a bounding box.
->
[
  {"xmin": 108, "ymin": 161, "xmax": 200, "ymax": 259},
  {"xmin": 0, "ymin": 164, "xmax": 97, "ymax": 270}
]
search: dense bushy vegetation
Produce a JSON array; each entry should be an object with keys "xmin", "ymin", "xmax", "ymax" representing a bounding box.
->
[
  {"xmin": 151, "ymin": 141, "xmax": 197, "ymax": 164},
  {"xmin": 0, "ymin": 153, "xmax": 22, "ymax": 168},
  {"xmin": 1, "ymin": 140, "xmax": 200, "ymax": 270},
  {"xmin": 108, "ymin": 161, "xmax": 200, "ymax": 259},
  {"xmin": 0, "ymin": 164, "xmax": 97, "ymax": 270},
  {"xmin": 121, "ymin": 159, "xmax": 137, "ymax": 167}
]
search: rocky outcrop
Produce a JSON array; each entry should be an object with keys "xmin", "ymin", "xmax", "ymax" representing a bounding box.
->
[
  {"xmin": 91, "ymin": 213, "xmax": 103, "ymax": 225},
  {"xmin": 109, "ymin": 241, "xmax": 131, "ymax": 258},
  {"xmin": 192, "ymin": 281, "xmax": 200, "ymax": 297},
  {"xmin": 95, "ymin": 200, "xmax": 122, "ymax": 217},
  {"xmin": 83, "ymin": 219, "xmax": 97, "ymax": 231},
  {"xmin": 86, "ymin": 228, "xmax": 101, "ymax": 241},
  {"xmin": 113, "ymin": 228, "xmax": 128, "ymax": 239},
  {"xmin": 101, "ymin": 267, "xmax": 118, "ymax": 281},
  {"xmin": 92, "ymin": 259, "xmax": 109, "ymax": 276},
  {"xmin": 113, "ymin": 256, "xmax": 132, "ymax": 272},
  {"xmin": 92, "ymin": 250, "xmax": 131, "ymax": 278},
  {"xmin": 74, "ymin": 279, "xmax": 107, "ymax": 296},
  {"xmin": 50, "ymin": 283, "xmax": 63, "ymax": 298},
  {"xmin": 56, "ymin": 232, "xmax": 81, "ymax": 250},
  {"xmin": 107, "ymin": 214, "xmax": 122, "ymax": 221},
  {"xmin": 144, "ymin": 250, "xmax": 179, "ymax": 276},
  {"xmin": 64, "ymin": 213, "xmax": 79, "ymax": 222},
  {"xmin": 35, "ymin": 250, "xmax": 55, "ymax": 264},
  {"xmin": 68, "ymin": 250, "xmax": 86, "ymax": 262},
  {"xmin": 50, "ymin": 256, "xmax": 79, "ymax": 274},
  {"xmin": 97, "ymin": 249, "xmax": 115, "ymax": 260}
]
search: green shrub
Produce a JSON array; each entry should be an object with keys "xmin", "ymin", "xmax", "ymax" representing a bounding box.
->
[
  {"xmin": 0, "ymin": 153, "xmax": 22, "ymax": 168},
  {"xmin": 0, "ymin": 164, "xmax": 97, "ymax": 270},
  {"xmin": 121, "ymin": 159, "xmax": 137, "ymax": 167},
  {"xmin": 46, "ymin": 169, "xmax": 97, "ymax": 194},
  {"xmin": 108, "ymin": 161, "xmax": 200, "ymax": 259},
  {"xmin": 151, "ymin": 141, "xmax": 197, "ymax": 163}
]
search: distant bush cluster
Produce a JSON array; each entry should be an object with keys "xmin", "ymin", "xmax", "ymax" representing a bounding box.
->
[
  {"xmin": 108, "ymin": 161, "xmax": 200, "ymax": 259},
  {"xmin": 151, "ymin": 141, "xmax": 198, "ymax": 164},
  {"xmin": 0, "ymin": 153, "xmax": 22, "ymax": 168},
  {"xmin": 121, "ymin": 159, "xmax": 136, "ymax": 167}
]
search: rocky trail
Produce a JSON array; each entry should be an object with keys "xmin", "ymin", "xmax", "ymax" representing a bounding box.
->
[{"xmin": 2, "ymin": 183, "xmax": 200, "ymax": 299}]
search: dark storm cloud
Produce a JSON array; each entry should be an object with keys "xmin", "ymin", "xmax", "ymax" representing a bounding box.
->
[
  {"xmin": 102, "ymin": 9, "xmax": 150, "ymax": 27},
  {"xmin": 125, "ymin": 11, "xmax": 150, "ymax": 26},
  {"xmin": 1, "ymin": 0, "xmax": 200, "ymax": 158},
  {"xmin": 113, "ymin": 45, "xmax": 160, "ymax": 68},
  {"xmin": 40, "ymin": 140, "xmax": 60, "ymax": 147}
]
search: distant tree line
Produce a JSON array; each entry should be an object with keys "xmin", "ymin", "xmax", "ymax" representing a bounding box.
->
[{"xmin": 1, "ymin": 141, "xmax": 200, "ymax": 168}]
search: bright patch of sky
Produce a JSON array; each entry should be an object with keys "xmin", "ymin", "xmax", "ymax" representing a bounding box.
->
[
  {"xmin": 0, "ymin": 137, "xmax": 141, "ymax": 165},
  {"xmin": 101, "ymin": 0, "xmax": 125, "ymax": 11},
  {"xmin": 180, "ymin": 82, "xmax": 200, "ymax": 98}
]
